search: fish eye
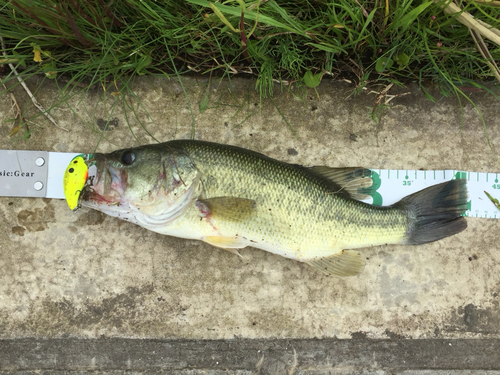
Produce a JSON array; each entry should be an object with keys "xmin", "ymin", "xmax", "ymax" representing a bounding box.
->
[{"xmin": 121, "ymin": 151, "xmax": 136, "ymax": 166}]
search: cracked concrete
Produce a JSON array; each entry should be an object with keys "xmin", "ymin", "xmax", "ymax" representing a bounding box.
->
[{"xmin": 0, "ymin": 76, "xmax": 499, "ymax": 371}]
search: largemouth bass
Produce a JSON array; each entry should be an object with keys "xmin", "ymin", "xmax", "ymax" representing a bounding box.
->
[{"xmin": 82, "ymin": 140, "xmax": 468, "ymax": 276}]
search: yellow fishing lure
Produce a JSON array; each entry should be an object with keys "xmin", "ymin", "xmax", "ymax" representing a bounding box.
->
[{"xmin": 63, "ymin": 155, "xmax": 89, "ymax": 211}]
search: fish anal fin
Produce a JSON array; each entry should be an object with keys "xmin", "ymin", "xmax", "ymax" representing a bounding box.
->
[
  {"xmin": 204, "ymin": 235, "xmax": 247, "ymax": 257},
  {"xmin": 306, "ymin": 250, "xmax": 365, "ymax": 277},
  {"xmin": 196, "ymin": 197, "xmax": 256, "ymax": 222},
  {"xmin": 310, "ymin": 166, "xmax": 373, "ymax": 200}
]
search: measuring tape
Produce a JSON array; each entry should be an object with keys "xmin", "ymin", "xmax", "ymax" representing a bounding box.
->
[
  {"xmin": 0, "ymin": 150, "xmax": 498, "ymax": 218},
  {"xmin": 369, "ymin": 169, "xmax": 499, "ymax": 219}
]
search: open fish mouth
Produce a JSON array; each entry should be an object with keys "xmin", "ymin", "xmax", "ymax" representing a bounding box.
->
[{"xmin": 84, "ymin": 155, "xmax": 127, "ymax": 206}]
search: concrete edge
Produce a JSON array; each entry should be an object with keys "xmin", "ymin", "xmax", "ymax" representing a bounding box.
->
[{"xmin": 1, "ymin": 338, "xmax": 499, "ymax": 372}]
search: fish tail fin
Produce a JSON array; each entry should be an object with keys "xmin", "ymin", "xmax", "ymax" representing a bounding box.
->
[{"xmin": 395, "ymin": 179, "xmax": 468, "ymax": 245}]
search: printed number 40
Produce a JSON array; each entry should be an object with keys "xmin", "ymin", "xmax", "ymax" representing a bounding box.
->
[{"xmin": 403, "ymin": 180, "xmax": 412, "ymax": 186}]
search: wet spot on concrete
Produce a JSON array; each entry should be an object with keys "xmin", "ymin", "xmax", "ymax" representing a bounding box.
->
[
  {"xmin": 463, "ymin": 304, "xmax": 480, "ymax": 330},
  {"xmin": 287, "ymin": 148, "xmax": 298, "ymax": 156},
  {"xmin": 17, "ymin": 201, "xmax": 55, "ymax": 232},
  {"xmin": 453, "ymin": 303, "xmax": 500, "ymax": 333},
  {"xmin": 351, "ymin": 331, "xmax": 368, "ymax": 339},
  {"xmin": 27, "ymin": 285, "xmax": 156, "ymax": 334},
  {"xmin": 76, "ymin": 210, "xmax": 106, "ymax": 226},
  {"xmin": 97, "ymin": 117, "xmax": 119, "ymax": 131},
  {"xmin": 11, "ymin": 225, "xmax": 25, "ymax": 236},
  {"xmin": 67, "ymin": 225, "xmax": 78, "ymax": 233},
  {"xmin": 385, "ymin": 329, "xmax": 407, "ymax": 339}
]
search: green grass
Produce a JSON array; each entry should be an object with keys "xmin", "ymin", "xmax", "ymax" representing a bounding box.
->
[{"xmin": 0, "ymin": 0, "xmax": 499, "ymax": 137}]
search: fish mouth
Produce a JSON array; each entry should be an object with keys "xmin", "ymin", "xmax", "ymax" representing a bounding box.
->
[{"xmin": 83, "ymin": 155, "xmax": 127, "ymax": 205}]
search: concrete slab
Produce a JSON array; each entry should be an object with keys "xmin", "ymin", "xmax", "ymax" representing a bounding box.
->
[
  {"xmin": 0, "ymin": 76, "xmax": 499, "ymax": 371},
  {"xmin": 1, "ymin": 338, "xmax": 500, "ymax": 373}
]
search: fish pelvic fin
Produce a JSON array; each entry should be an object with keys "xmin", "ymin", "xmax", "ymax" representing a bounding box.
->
[
  {"xmin": 204, "ymin": 236, "xmax": 246, "ymax": 258},
  {"xmin": 306, "ymin": 250, "xmax": 365, "ymax": 277},
  {"xmin": 309, "ymin": 166, "xmax": 373, "ymax": 200},
  {"xmin": 396, "ymin": 179, "xmax": 468, "ymax": 245}
]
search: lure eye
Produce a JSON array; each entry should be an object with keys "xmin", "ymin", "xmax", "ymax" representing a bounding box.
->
[{"xmin": 121, "ymin": 151, "xmax": 136, "ymax": 166}]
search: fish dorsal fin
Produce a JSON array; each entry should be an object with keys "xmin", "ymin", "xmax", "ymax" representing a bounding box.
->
[
  {"xmin": 196, "ymin": 197, "xmax": 256, "ymax": 222},
  {"xmin": 310, "ymin": 166, "xmax": 373, "ymax": 200},
  {"xmin": 306, "ymin": 250, "xmax": 365, "ymax": 277}
]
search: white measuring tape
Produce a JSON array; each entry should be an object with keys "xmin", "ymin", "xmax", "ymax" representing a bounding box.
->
[
  {"xmin": 0, "ymin": 151, "xmax": 498, "ymax": 218},
  {"xmin": 370, "ymin": 169, "xmax": 499, "ymax": 219}
]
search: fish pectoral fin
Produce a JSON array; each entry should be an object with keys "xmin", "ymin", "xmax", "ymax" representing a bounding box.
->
[
  {"xmin": 196, "ymin": 197, "xmax": 256, "ymax": 222},
  {"xmin": 306, "ymin": 250, "xmax": 365, "ymax": 277},
  {"xmin": 309, "ymin": 166, "xmax": 373, "ymax": 200},
  {"xmin": 204, "ymin": 236, "xmax": 247, "ymax": 258}
]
